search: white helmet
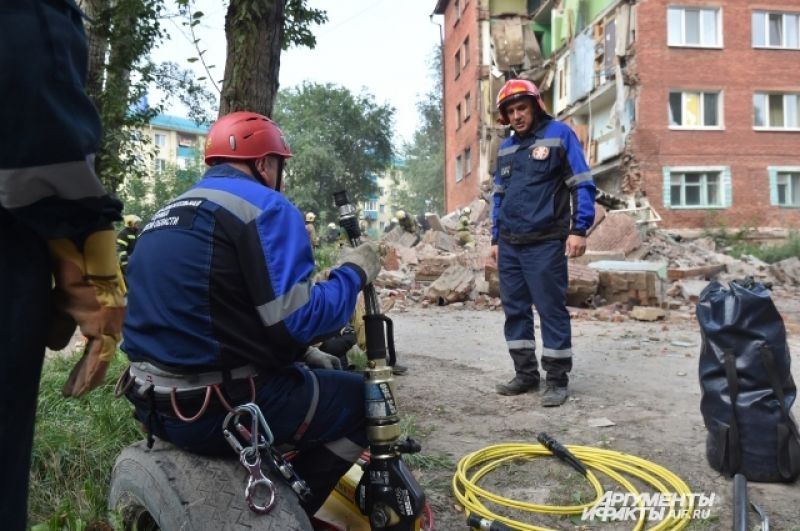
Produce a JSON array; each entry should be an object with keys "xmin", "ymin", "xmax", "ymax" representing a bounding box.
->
[
  {"xmin": 462, "ymin": 207, "xmax": 471, "ymax": 215},
  {"xmin": 328, "ymin": 222, "xmax": 337, "ymax": 230},
  {"xmin": 305, "ymin": 212, "xmax": 316, "ymax": 222},
  {"xmin": 123, "ymin": 214, "xmax": 142, "ymax": 227},
  {"xmin": 396, "ymin": 210, "xmax": 407, "ymax": 219}
]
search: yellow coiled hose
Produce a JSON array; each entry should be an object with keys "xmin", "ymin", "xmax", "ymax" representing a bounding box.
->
[{"xmin": 453, "ymin": 442, "xmax": 696, "ymax": 531}]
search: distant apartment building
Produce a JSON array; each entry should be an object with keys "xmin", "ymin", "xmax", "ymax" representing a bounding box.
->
[
  {"xmin": 143, "ymin": 114, "xmax": 209, "ymax": 175},
  {"xmin": 360, "ymin": 160, "xmax": 407, "ymax": 239},
  {"xmin": 433, "ymin": 0, "xmax": 800, "ymax": 231}
]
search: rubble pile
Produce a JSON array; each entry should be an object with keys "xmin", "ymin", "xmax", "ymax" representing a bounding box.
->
[{"xmin": 373, "ymin": 200, "xmax": 800, "ymax": 322}]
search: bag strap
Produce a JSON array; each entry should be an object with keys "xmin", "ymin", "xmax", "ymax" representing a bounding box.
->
[
  {"xmin": 723, "ymin": 349, "xmax": 742, "ymax": 475},
  {"xmin": 759, "ymin": 346, "xmax": 800, "ymax": 480}
]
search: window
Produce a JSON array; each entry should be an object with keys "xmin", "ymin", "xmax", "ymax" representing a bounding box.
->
[
  {"xmin": 177, "ymin": 157, "xmax": 187, "ymax": 170},
  {"xmin": 753, "ymin": 92, "xmax": 800, "ymax": 129},
  {"xmin": 455, "ymin": 154, "xmax": 463, "ymax": 182},
  {"xmin": 454, "ymin": 0, "xmax": 461, "ymax": 22},
  {"xmin": 380, "ymin": 221, "xmax": 385, "ymax": 229},
  {"xmin": 464, "ymin": 92, "xmax": 471, "ymax": 121},
  {"xmin": 154, "ymin": 158, "xmax": 167, "ymax": 174},
  {"xmin": 362, "ymin": 200, "xmax": 377, "ymax": 211},
  {"xmin": 380, "ymin": 204, "xmax": 385, "ymax": 213},
  {"xmin": 454, "ymin": 50, "xmax": 461, "ymax": 78},
  {"xmin": 662, "ymin": 166, "xmax": 730, "ymax": 208},
  {"xmin": 455, "ymin": 103, "xmax": 462, "ymax": 129},
  {"xmin": 669, "ymin": 91, "xmax": 721, "ymax": 128},
  {"xmin": 463, "ymin": 37, "xmax": 470, "ymax": 66},
  {"xmin": 769, "ymin": 167, "xmax": 800, "ymax": 207},
  {"xmin": 464, "ymin": 147, "xmax": 472, "ymax": 175},
  {"xmin": 154, "ymin": 133, "xmax": 166, "ymax": 147},
  {"xmin": 667, "ymin": 7, "xmax": 721, "ymax": 47},
  {"xmin": 753, "ymin": 11, "xmax": 800, "ymax": 49}
]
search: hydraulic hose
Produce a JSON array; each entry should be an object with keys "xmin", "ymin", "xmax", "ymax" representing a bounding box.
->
[{"xmin": 453, "ymin": 438, "xmax": 695, "ymax": 531}]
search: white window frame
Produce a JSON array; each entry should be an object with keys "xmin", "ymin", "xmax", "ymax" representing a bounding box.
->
[
  {"xmin": 753, "ymin": 92, "xmax": 800, "ymax": 130},
  {"xmin": 455, "ymin": 103, "xmax": 462, "ymax": 129},
  {"xmin": 667, "ymin": 6, "xmax": 722, "ymax": 48},
  {"xmin": 464, "ymin": 147, "xmax": 472, "ymax": 176},
  {"xmin": 668, "ymin": 90, "xmax": 723, "ymax": 129},
  {"xmin": 455, "ymin": 154, "xmax": 463, "ymax": 183},
  {"xmin": 752, "ymin": 11, "xmax": 800, "ymax": 49},
  {"xmin": 464, "ymin": 92, "xmax": 471, "ymax": 121},
  {"xmin": 362, "ymin": 200, "xmax": 378, "ymax": 212},
  {"xmin": 154, "ymin": 158, "xmax": 167, "ymax": 174},
  {"xmin": 662, "ymin": 166, "xmax": 730, "ymax": 209},
  {"xmin": 154, "ymin": 132, "xmax": 167, "ymax": 147},
  {"xmin": 769, "ymin": 166, "xmax": 800, "ymax": 207}
]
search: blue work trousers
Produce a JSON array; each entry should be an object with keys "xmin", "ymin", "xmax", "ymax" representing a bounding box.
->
[
  {"xmin": 0, "ymin": 210, "xmax": 52, "ymax": 531},
  {"xmin": 498, "ymin": 238, "xmax": 573, "ymax": 386},
  {"xmin": 134, "ymin": 364, "xmax": 368, "ymax": 516}
]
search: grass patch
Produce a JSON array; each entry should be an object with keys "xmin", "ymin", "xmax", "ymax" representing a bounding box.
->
[
  {"xmin": 702, "ymin": 226, "xmax": 800, "ymax": 264},
  {"xmin": 28, "ymin": 352, "xmax": 141, "ymax": 529}
]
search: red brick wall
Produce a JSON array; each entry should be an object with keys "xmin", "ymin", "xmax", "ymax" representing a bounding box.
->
[
  {"xmin": 633, "ymin": 0, "xmax": 800, "ymax": 230},
  {"xmin": 441, "ymin": 0, "xmax": 480, "ymax": 213}
]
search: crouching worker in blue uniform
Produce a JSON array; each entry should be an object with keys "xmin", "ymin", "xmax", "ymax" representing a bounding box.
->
[
  {"xmin": 490, "ymin": 79, "xmax": 596, "ymax": 407},
  {"xmin": 118, "ymin": 111, "xmax": 381, "ymax": 517}
]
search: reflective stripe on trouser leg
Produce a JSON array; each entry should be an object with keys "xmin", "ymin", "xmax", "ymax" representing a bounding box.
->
[{"xmin": 498, "ymin": 241, "xmax": 539, "ymax": 381}]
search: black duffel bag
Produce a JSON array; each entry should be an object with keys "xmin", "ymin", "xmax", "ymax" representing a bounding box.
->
[{"xmin": 697, "ymin": 277, "xmax": 800, "ymax": 482}]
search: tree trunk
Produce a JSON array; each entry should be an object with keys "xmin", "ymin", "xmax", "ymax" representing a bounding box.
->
[
  {"xmin": 219, "ymin": 0, "xmax": 285, "ymax": 117},
  {"xmin": 81, "ymin": 0, "xmax": 110, "ymax": 114}
]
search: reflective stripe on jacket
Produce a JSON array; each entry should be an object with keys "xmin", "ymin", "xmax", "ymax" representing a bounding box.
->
[
  {"xmin": 491, "ymin": 119, "xmax": 596, "ymax": 245},
  {"xmin": 121, "ymin": 164, "xmax": 364, "ymax": 372}
]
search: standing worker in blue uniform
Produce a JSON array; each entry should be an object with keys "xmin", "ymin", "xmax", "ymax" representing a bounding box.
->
[
  {"xmin": 1, "ymin": 1, "xmax": 126, "ymax": 528},
  {"xmin": 120, "ymin": 111, "xmax": 381, "ymax": 517},
  {"xmin": 490, "ymin": 79, "xmax": 596, "ymax": 407}
]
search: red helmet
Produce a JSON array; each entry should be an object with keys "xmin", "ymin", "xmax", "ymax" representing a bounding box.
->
[
  {"xmin": 204, "ymin": 111, "xmax": 292, "ymax": 165},
  {"xmin": 496, "ymin": 79, "xmax": 547, "ymax": 125}
]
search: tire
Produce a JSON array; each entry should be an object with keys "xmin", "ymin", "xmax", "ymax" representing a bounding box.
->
[{"xmin": 108, "ymin": 439, "xmax": 313, "ymax": 531}]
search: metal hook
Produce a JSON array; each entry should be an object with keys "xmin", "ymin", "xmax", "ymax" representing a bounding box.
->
[{"xmin": 240, "ymin": 447, "xmax": 276, "ymax": 514}]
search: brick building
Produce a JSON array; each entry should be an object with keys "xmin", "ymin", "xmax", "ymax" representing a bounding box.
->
[{"xmin": 433, "ymin": 0, "xmax": 800, "ymax": 231}]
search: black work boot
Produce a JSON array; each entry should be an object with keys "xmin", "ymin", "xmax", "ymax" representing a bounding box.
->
[
  {"xmin": 496, "ymin": 376, "xmax": 540, "ymax": 396},
  {"xmin": 541, "ymin": 384, "xmax": 568, "ymax": 407}
]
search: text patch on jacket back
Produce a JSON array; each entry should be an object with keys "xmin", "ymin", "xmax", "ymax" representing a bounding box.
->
[{"xmin": 140, "ymin": 199, "xmax": 203, "ymax": 234}]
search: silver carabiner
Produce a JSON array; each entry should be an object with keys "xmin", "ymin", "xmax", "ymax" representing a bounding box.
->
[{"xmin": 240, "ymin": 446, "xmax": 276, "ymax": 514}]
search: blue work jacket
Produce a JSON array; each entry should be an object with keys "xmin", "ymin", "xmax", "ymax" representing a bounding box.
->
[
  {"xmin": 122, "ymin": 164, "xmax": 365, "ymax": 373},
  {"xmin": 491, "ymin": 118, "xmax": 596, "ymax": 245}
]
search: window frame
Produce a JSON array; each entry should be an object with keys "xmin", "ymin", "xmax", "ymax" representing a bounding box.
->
[
  {"xmin": 463, "ymin": 36, "xmax": 470, "ymax": 67},
  {"xmin": 464, "ymin": 92, "xmax": 471, "ymax": 121},
  {"xmin": 662, "ymin": 165, "xmax": 730, "ymax": 209},
  {"xmin": 454, "ymin": 49, "xmax": 461, "ymax": 79},
  {"xmin": 753, "ymin": 92, "xmax": 800, "ymax": 130},
  {"xmin": 752, "ymin": 10, "xmax": 800, "ymax": 49},
  {"xmin": 668, "ymin": 89, "xmax": 723, "ymax": 129},
  {"xmin": 769, "ymin": 166, "xmax": 800, "ymax": 207},
  {"xmin": 455, "ymin": 154, "xmax": 463, "ymax": 183},
  {"xmin": 667, "ymin": 6, "xmax": 723, "ymax": 48},
  {"xmin": 455, "ymin": 103, "xmax": 462, "ymax": 130},
  {"xmin": 464, "ymin": 147, "xmax": 472, "ymax": 176},
  {"xmin": 154, "ymin": 158, "xmax": 167, "ymax": 174},
  {"xmin": 154, "ymin": 132, "xmax": 167, "ymax": 147}
]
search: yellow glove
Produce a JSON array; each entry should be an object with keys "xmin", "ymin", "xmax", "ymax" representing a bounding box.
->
[{"xmin": 48, "ymin": 229, "xmax": 126, "ymax": 397}]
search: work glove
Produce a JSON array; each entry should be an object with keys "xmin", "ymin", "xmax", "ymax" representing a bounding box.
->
[
  {"xmin": 337, "ymin": 241, "xmax": 381, "ymax": 285},
  {"xmin": 48, "ymin": 229, "xmax": 126, "ymax": 397},
  {"xmin": 303, "ymin": 346, "xmax": 343, "ymax": 370}
]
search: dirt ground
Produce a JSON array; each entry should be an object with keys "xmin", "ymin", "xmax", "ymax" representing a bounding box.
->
[{"xmin": 386, "ymin": 286, "xmax": 800, "ymax": 530}]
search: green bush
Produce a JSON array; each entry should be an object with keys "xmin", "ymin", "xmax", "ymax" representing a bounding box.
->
[
  {"xmin": 729, "ymin": 231, "xmax": 800, "ymax": 264},
  {"xmin": 28, "ymin": 353, "xmax": 141, "ymax": 529}
]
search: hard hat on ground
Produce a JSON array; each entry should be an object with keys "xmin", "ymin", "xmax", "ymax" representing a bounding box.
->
[
  {"xmin": 123, "ymin": 214, "xmax": 142, "ymax": 227},
  {"xmin": 305, "ymin": 212, "xmax": 316, "ymax": 222},
  {"xmin": 204, "ymin": 111, "xmax": 292, "ymax": 165},
  {"xmin": 496, "ymin": 79, "xmax": 547, "ymax": 125}
]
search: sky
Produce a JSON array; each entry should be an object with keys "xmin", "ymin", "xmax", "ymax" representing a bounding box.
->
[{"xmin": 153, "ymin": 0, "xmax": 443, "ymax": 146}]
